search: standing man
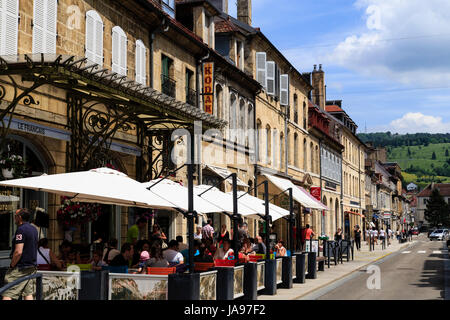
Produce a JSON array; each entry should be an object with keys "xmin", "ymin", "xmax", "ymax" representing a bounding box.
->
[
  {"xmin": 127, "ymin": 218, "xmax": 147, "ymax": 246},
  {"xmin": 2, "ymin": 208, "xmax": 38, "ymax": 300},
  {"xmin": 202, "ymin": 219, "xmax": 214, "ymax": 242}
]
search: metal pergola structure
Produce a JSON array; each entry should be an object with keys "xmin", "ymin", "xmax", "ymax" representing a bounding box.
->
[{"xmin": 0, "ymin": 54, "xmax": 226, "ymax": 179}]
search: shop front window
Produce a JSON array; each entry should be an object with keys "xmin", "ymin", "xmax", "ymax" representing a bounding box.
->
[{"xmin": 0, "ymin": 136, "xmax": 48, "ymax": 254}]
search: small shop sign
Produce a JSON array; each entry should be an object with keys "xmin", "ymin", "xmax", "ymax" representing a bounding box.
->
[{"xmin": 202, "ymin": 62, "xmax": 214, "ymax": 114}]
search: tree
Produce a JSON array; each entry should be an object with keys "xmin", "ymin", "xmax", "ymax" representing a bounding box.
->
[
  {"xmin": 446, "ymin": 149, "xmax": 449, "ymax": 157},
  {"xmin": 424, "ymin": 188, "xmax": 450, "ymax": 227},
  {"xmin": 432, "ymin": 151, "xmax": 436, "ymax": 160},
  {"xmin": 407, "ymin": 147, "xmax": 411, "ymax": 157}
]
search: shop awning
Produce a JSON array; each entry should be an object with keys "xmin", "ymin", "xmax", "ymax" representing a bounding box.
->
[
  {"xmin": 204, "ymin": 165, "xmax": 248, "ymax": 187},
  {"xmin": 297, "ymin": 186, "xmax": 329, "ymax": 211},
  {"xmin": 262, "ymin": 173, "xmax": 327, "ymax": 210},
  {"xmin": 0, "ymin": 168, "xmax": 182, "ymax": 209}
]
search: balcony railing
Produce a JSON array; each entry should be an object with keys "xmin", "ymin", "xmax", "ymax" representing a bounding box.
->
[
  {"xmin": 186, "ymin": 87, "xmax": 197, "ymax": 106},
  {"xmin": 161, "ymin": 74, "xmax": 176, "ymax": 98}
]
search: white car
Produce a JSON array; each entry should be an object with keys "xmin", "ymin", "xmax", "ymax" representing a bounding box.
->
[{"xmin": 429, "ymin": 229, "xmax": 449, "ymax": 241}]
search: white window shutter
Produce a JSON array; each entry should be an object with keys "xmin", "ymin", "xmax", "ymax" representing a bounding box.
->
[
  {"xmin": 266, "ymin": 61, "xmax": 275, "ymax": 95},
  {"xmin": 280, "ymin": 74, "xmax": 289, "ymax": 106},
  {"xmin": 120, "ymin": 32, "xmax": 127, "ymax": 76},
  {"xmin": 256, "ymin": 52, "xmax": 266, "ymax": 89},
  {"xmin": 45, "ymin": 0, "xmax": 57, "ymax": 54},
  {"xmin": 94, "ymin": 18, "xmax": 103, "ymax": 66},
  {"xmin": 135, "ymin": 40, "xmax": 146, "ymax": 85},
  {"xmin": 1, "ymin": 0, "xmax": 19, "ymax": 55},
  {"xmin": 112, "ymin": 26, "xmax": 126, "ymax": 76},
  {"xmin": 32, "ymin": 0, "xmax": 45, "ymax": 53},
  {"xmin": 86, "ymin": 10, "xmax": 103, "ymax": 66}
]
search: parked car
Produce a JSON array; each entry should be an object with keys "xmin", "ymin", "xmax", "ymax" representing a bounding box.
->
[
  {"xmin": 427, "ymin": 228, "xmax": 437, "ymax": 237},
  {"xmin": 429, "ymin": 229, "xmax": 449, "ymax": 241}
]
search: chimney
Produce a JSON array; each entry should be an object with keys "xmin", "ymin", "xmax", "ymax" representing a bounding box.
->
[
  {"xmin": 210, "ymin": 0, "xmax": 228, "ymax": 14},
  {"xmin": 311, "ymin": 64, "xmax": 326, "ymax": 110},
  {"xmin": 237, "ymin": 0, "xmax": 252, "ymax": 25}
]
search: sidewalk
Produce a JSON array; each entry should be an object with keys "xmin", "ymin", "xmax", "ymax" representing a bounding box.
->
[{"xmin": 258, "ymin": 237, "xmax": 419, "ymax": 300}]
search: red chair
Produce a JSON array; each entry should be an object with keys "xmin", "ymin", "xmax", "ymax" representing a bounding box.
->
[
  {"xmin": 194, "ymin": 262, "xmax": 214, "ymax": 272},
  {"xmin": 147, "ymin": 267, "xmax": 176, "ymax": 275},
  {"xmin": 214, "ymin": 259, "xmax": 236, "ymax": 267},
  {"xmin": 37, "ymin": 264, "xmax": 51, "ymax": 271}
]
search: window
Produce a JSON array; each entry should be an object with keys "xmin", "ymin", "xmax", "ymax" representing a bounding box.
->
[
  {"xmin": 135, "ymin": 40, "xmax": 146, "ymax": 85},
  {"xmin": 294, "ymin": 133, "xmax": 298, "ymax": 168},
  {"xmin": 293, "ymin": 94, "xmax": 298, "ymax": 124},
  {"xmin": 303, "ymin": 139, "xmax": 307, "ymax": 171},
  {"xmin": 32, "ymin": 0, "xmax": 57, "ymax": 54},
  {"xmin": 256, "ymin": 52, "xmax": 267, "ymax": 89},
  {"xmin": 239, "ymin": 99, "xmax": 245, "ymax": 145},
  {"xmin": 266, "ymin": 125, "xmax": 271, "ymax": 164},
  {"xmin": 85, "ymin": 10, "xmax": 103, "ymax": 66},
  {"xmin": 0, "ymin": 0, "xmax": 19, "ymax": 55},
  {"xmin": 280, "ymin": 74, "xmax": 289, "ymax": 106},
  {"xmin": 161, "ymin": 54, "xmax": 175, "ymax": 98},
  {"xmin": 112, "ymin": 26, "xmax": 127, "ymax": 76},
  {"xmin": 215, "ymin": 84, "xmax": 223, "ymax": 119},
  {"xmin": 229, "ymin": 93, "xmax": 237, "ymax": 142},
  {"xmin": 303, "ymin": 102, "xmax": 307, "ymax": 129},
  {"xmin": 236, "ymin": 40, "xmax": 244, "ymax": 70},
  {"xmin": 266, "ymin": 61, "xmax": 275, "ymax": 95},
  {"xmin": 204, "ymin": 13, "xmax": 214, "ymax": 47},
  {"xmin": 186, "ymin": 68, "xmax": 195, "ymax": 106},
  {"xmin": 280, "ymin": 133, "xmax": 284, "ymax": 170},
  {"xmin": 256, "ymin": 119, "xmax": 262, "ymax": 162},
  {"xmin": 162, "ymin": 0, "xmax": 175, "ymax": 18}
]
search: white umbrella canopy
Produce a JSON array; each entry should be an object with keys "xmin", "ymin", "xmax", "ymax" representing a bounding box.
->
[
  {"xmin": 234, "ymin": 191, "xmax": 290, "ymax": 222},
  {"xmin": 0, "ymin": 168, "xmax": 178, "ymax": 209},
  {"xmin": 142, "ymin": 179, "xmax": 225, "ymax": 214},
  {"xmin": 193, "ymin": 185, "xmax": 259, "ymax": 216}
]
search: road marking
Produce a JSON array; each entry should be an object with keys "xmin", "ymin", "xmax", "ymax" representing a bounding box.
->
[
  {"xmin": 433, "ymin": 250, "xmax": 442, "ymax": 254},
  {"xmin": 401, "ymin": 251, "xmax": 411, "ymax": 254},
  {"xmin": 417, "ymin": 251, "xmax": 426, "ymax": 253}
]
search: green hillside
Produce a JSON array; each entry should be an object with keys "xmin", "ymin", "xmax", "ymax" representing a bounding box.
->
[{"xmin": 358, "ymin": 133, "xmax": 450, "ymax": 190}]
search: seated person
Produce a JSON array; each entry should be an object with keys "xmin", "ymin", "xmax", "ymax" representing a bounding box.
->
[
  {"xmin": 180, "ymin": 240, "xmax": 201, "ymax": 265},
  {"xmin": 213, "ymin": 239, "xmax": 234, "ymax": 260},
  {"xmin": 275, "ymin": 240, "xmax": 287, "ymax": 257},
  {"xmin": 109, "ymin": 243, "xmax": 134, "ymax": 267},
  {"xmin": 90, "ymin": 250, "xmax": 107, "ymax": 271},
  {"xmin": 145, "ymin": 244, "xmax": 169, "ymax": 269},
  {"xmin": 252, "ymin": 236, "xmax": 267, "ymax": 255},
  {"xmin": 102, "ymin": 238, "xmax": 120, "ymax": 265},
  {"xmin": 137, "ymin": 250, "xmax": 150, "ymax": 274},
  {"xmin": 37, "ymin": 238, "xmax": 63, "ymax": 270},
  {"xmin": 204, "ymin": 238, "xmax": 216, "ymax": 257},
  {"xmin": 163, "ymin": 240, "xmax": 184, "ymax": 265},
  {"xmin": 176, "ymin": 236, "xmax": 189, "ymax": 252},
  {"xmin": 194, "ymin": 244, "xmax": 214, "ymax": 263}
]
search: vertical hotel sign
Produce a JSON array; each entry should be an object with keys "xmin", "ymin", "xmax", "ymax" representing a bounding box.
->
[{"xmin": 203, "ymin": 62, "xmax": 214, "ymax": 114}]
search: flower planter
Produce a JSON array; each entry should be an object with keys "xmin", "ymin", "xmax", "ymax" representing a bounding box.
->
[{"xmin": 1, "ymin": 168, "xmax": 14, "ymax": 179}]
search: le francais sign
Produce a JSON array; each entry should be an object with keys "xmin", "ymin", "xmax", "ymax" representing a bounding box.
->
[{"xmin": 202, "ymin": 62, "xmax": 214, "ymax": 114}]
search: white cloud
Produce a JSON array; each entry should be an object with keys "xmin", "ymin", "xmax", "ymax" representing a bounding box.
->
[
  {"xmin": 381, "ymin": 112, "xmax": 450, "ymax": 134},
  {"xmin": 329, "ymin": 0, "xmax": 450, "ymax": 86}
]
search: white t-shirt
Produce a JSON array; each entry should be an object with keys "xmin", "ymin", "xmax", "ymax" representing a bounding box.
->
[
  {"xmin": 388, "ymin": 229, "xmax": 393, "ymax": 236},
  {"xmin": 214, "ymin": 248, "xmax": 234, "ymax": 260},
  {"xmin": 373, "ymin": 230, "xmax": 378, "ymax": 237},
  {"xmin": 379, "ymin": 230, "xmax": 385, "ymax": 237},
  {"xmin": 163, "ymin": 249, "xmax": 184, "ymax": 264}
]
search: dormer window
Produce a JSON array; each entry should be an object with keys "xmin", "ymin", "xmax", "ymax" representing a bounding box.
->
[
  {"xmin": 204, "ymin": 13, "xmax": 214, "ymax": 48},
  {"xmin": 162, "ymin": 0, "xmax": 175, "ymax": 18}
]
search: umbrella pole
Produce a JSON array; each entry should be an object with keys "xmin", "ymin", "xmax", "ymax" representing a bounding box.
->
[
  {"xmin": 231, "ymin": 173, "xmax": 239, "ymax": 263},
  {"xmin": 264, "ymin": 180, "xmax": 270, "ymax": 260},
  {"xmin": 187, "ymin": 162, "xmax": 195, "ymax": 274},
  {"xmin": 289, "ymin": 188, "xmax": 294, "ymax": 254}
]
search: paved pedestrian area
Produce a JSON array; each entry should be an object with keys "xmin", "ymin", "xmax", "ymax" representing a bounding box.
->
[{"xmin": 258, "ymin": 237, "xmax": 421, "ymax": 300}]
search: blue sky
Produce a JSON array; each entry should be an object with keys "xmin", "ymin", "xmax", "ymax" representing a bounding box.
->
[{"xmin": 228, "ymin": 0, "xmax": 450, "ymax": 134}]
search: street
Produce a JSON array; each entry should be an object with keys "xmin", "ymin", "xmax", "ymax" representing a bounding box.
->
[{"xmin": 309, "ymin": 234, "xmax": 449, "ymax": 300}]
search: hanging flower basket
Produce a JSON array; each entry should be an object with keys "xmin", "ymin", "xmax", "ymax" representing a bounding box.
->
[
  {"xmin": 0, "ymin": 154, "xmax": 26, "ymax": 179},
  {"xmin": 57, "ymin": 196, "xmax": 103, "ymax": 229}
]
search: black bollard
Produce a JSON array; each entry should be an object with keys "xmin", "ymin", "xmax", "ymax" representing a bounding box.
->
[
  {"xmin": 168, "ymin": 273, "xmax": 200, "ymax": 300},
  {"xmin": 294, "ymin": 252, "xmax": 307, "ymax": 283},
  {"xmin": 79, "ymin": 270, "xmax": 109, "ymax": 300},
  {"xmin": 281, "ymin": 256, "xmax": 293, "ymax": 289},
  {"xmin": 263, "ymin": 259, "xmax": 277, "ymax": 295},
  {"xmin": 243, "ymin": 262, "xmax": 257, "ymax": 300},
  {"xmin": 306, "ymin": 252, "xmax": 317, "ymax": 279},
  {"xmin": 215, "ymin": 267, "xmax": 234, "ymax": 300}
]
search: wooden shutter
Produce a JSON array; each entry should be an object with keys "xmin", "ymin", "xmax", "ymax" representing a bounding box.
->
[
  {"xmin": 280, "ymin": 74, "xmax": 289, "ymax": 106},
  {"xmin": 256, "ymin": 52, "xmax": 266, "ymax": 89},
  {"xmin": 135, "ymin": 40, "xmax": 146, "ymax": 85},
  {"xmin": 33, "ymin": 0, "xmax": 57, "ymax": 54},
  {"xmin": 86, "ymin": 10, "xmax": 103, "ymax": 66},
  {"xmin": 1, "ymin": 0, "xmax": 19, "ymax": 55},
  {"xmin": 266, "ymin": 61, "xmax": 275, "ymax": 95}
]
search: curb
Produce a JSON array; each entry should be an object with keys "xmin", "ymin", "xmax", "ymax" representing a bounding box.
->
[{"xmin": 293, "ymin": 240, "xmax": 418, "ymax": 300}]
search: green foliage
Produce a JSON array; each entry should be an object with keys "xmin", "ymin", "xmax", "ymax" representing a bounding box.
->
[
  {"xmin": 358, "ymin": 132, "xmax": 450, "ymax": 148},
  {"xmin": 424, "ymin": 189, "xmax": 450, "ymax": 227},
  {"xmin": 432, "ymin": 151, "xmax": 436, "ymax": 160}
]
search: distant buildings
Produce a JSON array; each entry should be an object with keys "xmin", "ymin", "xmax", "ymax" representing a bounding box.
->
[{"xmin": 416, "ymin": 183, "xmax": 450, "ymax": 227}]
